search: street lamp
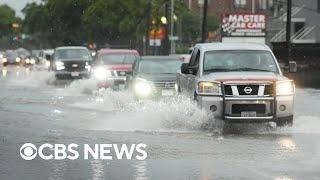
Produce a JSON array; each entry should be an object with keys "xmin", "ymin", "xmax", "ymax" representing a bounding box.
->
[{"xmin": 161, "ymin": 16, "xmax": 168, "ymax": 24}]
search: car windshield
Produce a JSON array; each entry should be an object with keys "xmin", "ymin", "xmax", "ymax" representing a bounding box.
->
[
  {"xmin": 6, "ymin": 51, "xmax": 18, "ymax": 58},
  {"xmin": 55, "ymin": 49, "xmax": 91, "ymax": 61},
  {"xmin": 99, "ymin": 54, "xmax": 137, "ymax": 64},
  {"xmin": 139, "ymin": 60, "xmax": 181, "ymax": 74},
  {"xmin": 203, "ymin": 50, "xmax": 278, "ymax": 73},
  {"xmin": 32, "ymin": 50, "xmax": 40, "ymax": 57}
]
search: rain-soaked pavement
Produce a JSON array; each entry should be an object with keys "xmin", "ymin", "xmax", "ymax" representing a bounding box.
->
[{"xmin": 0, "ymin": 65, "xmax": 320, "ymax": 180}]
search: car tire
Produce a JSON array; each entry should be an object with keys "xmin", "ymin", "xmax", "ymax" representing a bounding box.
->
[{"xmin": 276, "ymin": 116, "xmax": 293, "ymax": 127}]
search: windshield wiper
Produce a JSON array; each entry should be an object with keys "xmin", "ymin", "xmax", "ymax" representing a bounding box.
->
[
  {"xmin": 232, "ymin": 68, "xmax": 271, "ymax": 72},
  {"xmin": 203, "ymin": 68, "xmax": 233, "ymax": 72}
]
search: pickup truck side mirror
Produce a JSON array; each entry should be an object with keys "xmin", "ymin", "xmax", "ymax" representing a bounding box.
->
[
  {"xmin": 289, "ymin": 61, "xmax": 297, "ymax": 73},
  {"xmin": 45, "ymin": 54, "xmax": 52, "ymax": 61},
  {"xmin": 181, "ymin": 63, "xmax": 189, "ymax": 74}
]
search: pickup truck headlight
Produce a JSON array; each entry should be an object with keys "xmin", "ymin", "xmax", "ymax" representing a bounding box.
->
[
  {"xmin": 55, "ymin": 61, "xmax": 65, "ymax": 70},
  {"xmin": 93, "ymin": 67, "xmax": 110, "ymax": 80},
  {"xmin": 16, "ymin": 57, "xmax": 21, "ymax": 62},
  {"xmin": 276, "ymin": 80, "xmax": 295, "ymax": 95},
  {"xmin": 2, "ymin": 58, "xmax": 7, "ymax": 63},
  {"xmin": 134, "ymin": 78, "xmax": 152, "ymax": 96},
  {"xmin": 197, "ymin": 81, "xmax": 221, "ymax": 95}
]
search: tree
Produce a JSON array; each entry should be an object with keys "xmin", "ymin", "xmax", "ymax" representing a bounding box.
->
[{"xmin": 0, "ymin": 4, "xmax": 22, "ymax": 48}]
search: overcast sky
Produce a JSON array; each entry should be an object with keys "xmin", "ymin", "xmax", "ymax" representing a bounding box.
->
[{"xmin": 0, "ymin": 0, "xmax": 41, "ymax": 18}]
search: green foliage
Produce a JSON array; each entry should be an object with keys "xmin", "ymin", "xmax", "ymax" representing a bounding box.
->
[
  {"xmin": 20, "ymin": 0, "xmax": 218, "ymax": 48},
  {"xmin": 0, "ymin": 4, "xmax": 20, "ymax": 36}
]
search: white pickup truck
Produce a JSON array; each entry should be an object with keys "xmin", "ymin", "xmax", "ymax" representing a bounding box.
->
[{"xmin": 176, "ymin": 43, "xmax": 296, "ymax": 127}]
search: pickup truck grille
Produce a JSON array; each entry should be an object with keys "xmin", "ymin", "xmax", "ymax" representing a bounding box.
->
[
  {"xmin": 64, "ymin": 61, "xmax": 86, "ymax": 72},
  {"xmin": 110, "ymin": 70, "xmax": 128, "ymax": 76},
  {"xmin": 224, "ymin": 84, "xmax": 274, "ymax": 96},
  {"xmin": 153, "ymin": 82, "xmax": 175, "ymax": 89}
]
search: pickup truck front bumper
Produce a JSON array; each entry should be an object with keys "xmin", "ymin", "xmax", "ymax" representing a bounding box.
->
[{"xmin": 196, "ymin": 95, "xmax": 294, "ymax": 123}]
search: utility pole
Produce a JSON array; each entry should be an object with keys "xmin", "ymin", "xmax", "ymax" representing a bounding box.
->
[
  {"xmin": 286, "ymin": 0, "xmax": 292, "ymax": 64},
  {"xmin": 170, "ymin": 0, "xmax": 175, "ymax": 54},
  {"xmin": 145, "ymin": 0, "xmax": 152, "ymax": 55},
  {"xmin": 201, "ymin": 0, "xmax": 208, "ymax": 43},
  {"xmin": 252, "ymin": 0, "xmax": 255, "ymax": 13}
]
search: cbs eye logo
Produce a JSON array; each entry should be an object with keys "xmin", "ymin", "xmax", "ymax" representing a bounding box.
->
[{"xmin": 20, "ymin": 143, "xmax": 37, "ymax": 160}]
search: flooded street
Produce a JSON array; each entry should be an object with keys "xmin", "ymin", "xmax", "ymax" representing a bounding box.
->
[{"xmin": 1, "ymin": 66, "xmax": 320, "ymax": 180}]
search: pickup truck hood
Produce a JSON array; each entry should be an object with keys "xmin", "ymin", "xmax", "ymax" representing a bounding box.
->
[
  {"xmin": 202, "ymin": 72, "xmax": 288, "ymax": 83},
  {"xmin": 104, "ymin": 64, "xmax": 132, "ymax": 71},
  {"xmin": 138, "ymin": 73, "xmax": 176, "ymax": 82}
]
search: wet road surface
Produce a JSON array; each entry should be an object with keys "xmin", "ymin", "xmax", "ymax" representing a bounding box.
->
[{"xmin": 0, "ymin": 66, "xmax": 320, "ymax": 180}]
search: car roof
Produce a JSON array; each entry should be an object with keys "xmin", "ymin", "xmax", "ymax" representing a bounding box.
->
[
  {"xmin": 141, "ymin": 56, "xmax": 180, "ymax": 61},
  {"xmin": 55, "ymin": 46, "xmax": 88, "ymax": 50},
  {"xmin": 98, "ymin": 49, "xmax": 139, "ymax": 55},
  {"xmin": 195, "ymin": 42, "xmax": 271, "ymax": 52}
]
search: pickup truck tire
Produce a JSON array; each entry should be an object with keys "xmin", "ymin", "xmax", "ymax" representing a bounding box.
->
[{"xmin": 276, "ymin": 116, "xmax": 293, "ymax": 127}]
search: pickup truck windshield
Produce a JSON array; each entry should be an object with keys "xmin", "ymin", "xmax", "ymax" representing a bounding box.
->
[
  {"xmin": 55, "ymin": 49, "xmax": 91, "ymax": 61},
  {"xmin": 99, "ymin": 54, "xmax": 136, "ymax": 64},
  {"xmin": 203, "ymin": 50, "xmax": 279, "ymax": 73},
  {"xmin": 139, "ymin": 60, "xmax": 181, "ymax": 74}
]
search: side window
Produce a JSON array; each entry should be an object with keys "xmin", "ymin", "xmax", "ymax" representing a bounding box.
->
[
  {"xmin": 194, "ymin": 50, "xmax": 200, "ymax": 67},
  {"xmin": 188, "ymin": 48, "xmax": 199, "ymax": 66}
]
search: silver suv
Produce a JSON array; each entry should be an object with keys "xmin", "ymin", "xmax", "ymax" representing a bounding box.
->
[{"xmin": 176, "ymin": 43, "xmax": 296, "ymax": 127}]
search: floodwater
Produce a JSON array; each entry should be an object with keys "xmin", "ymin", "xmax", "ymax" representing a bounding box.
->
[{"xmin": 0, "ymin": 66, "xmax": 320, "ymax": 180}]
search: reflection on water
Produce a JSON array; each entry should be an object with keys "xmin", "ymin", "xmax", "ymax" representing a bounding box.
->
[
  {"xmin": 274, "ymin": 176, "xmax": 293, "ymax": 180},
  {"xmin": 134, "ymin": 160, "xmax": 148, "ymax": 180},
  {"xmin": 48, "ymin": 161, "xmax": 66, "ymax": 180},
  {"xmin": 90, "ymin": 160, "xmax": 104, "ymax": 180},
  {"xmin": 2, "ymin": 68, "xmax": 7, "ymax": 77},
  {"xmin": 277, "ymin": 137, "xmax": 297, "ymax": 153}
]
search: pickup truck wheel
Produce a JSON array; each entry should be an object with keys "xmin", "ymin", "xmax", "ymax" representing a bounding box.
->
[{"xmin": 276, "ymin": 116, "xmax": 293, "ymax": 127}]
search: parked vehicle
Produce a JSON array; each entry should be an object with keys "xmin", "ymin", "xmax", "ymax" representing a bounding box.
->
[
  {"xmin": 51, "ymin": 46, "xmax": 92, "ymax": 79},
  {"xmin": 92, "ymin": 49, "xmax": 139, "ymax": 89},
  {"xmin": 176, "ymin": 43, "xmax": 296, "ymax": 127},
  {"xmin": 128, "ymin": 56, "xmax": 182, "ymax": 99}
]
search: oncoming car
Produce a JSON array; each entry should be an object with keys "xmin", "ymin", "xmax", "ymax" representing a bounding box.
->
[
  {"xmin": 2, "ymin": 50, "xmax": 20, "ymax": 66},
  {"xmin": 128, "ymin": 56, "xmax": 182, "ymax": 99},
  {"xmin": 92, "ymin": 49, "xmax": 139, "ymax": 89},
  {"xmin": 51, "ymin": 46, "xmax": 92, "ymax": 79},
  {"xmin": 177, "ymin": 43, "xmax": 296, "ymax": 127}
]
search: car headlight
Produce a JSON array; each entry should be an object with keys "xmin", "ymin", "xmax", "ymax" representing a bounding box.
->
[
  {"xmin": 0, "ymin": 54, "xmax": 3, "ymax": 59},
  {"xmin": 30, "ymin": 59, "xmax": 36, "ymax": 64},
  {"xmin": 2, "ymin": 58, "xmax": 7, "ymax": 63},
  {"xmin": 197, "ymin": 81, "xmax": 221, "ymax": 95},
  {"xmin": 134, "ymin": 78, "xmax": 152, "ymax": 96},
  {"xmin": 93, "ymin": 67, "xmax": 110, "ymax": 80},
  {"xmin": 55, "ymin": 61, "xmax": 65, "ymax": 70},
  {"xmin": 85, "ymin": 62, "xmax": 91, "ymax": 71},
  {"xmin": 16, "ymin": 57, "xmax": 21, "ymax": 62},
  {"xmin": 276, "ymin": 80, "xmax": 295, "ymax": 95},
  {"xmin": 25, "ymin": 58, "xmax": 30, "ymax": 64}
]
